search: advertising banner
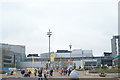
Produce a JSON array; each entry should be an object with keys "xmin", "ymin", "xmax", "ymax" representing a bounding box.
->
[{"xmin": 50, "ymin": 54, "xmax": 55, "ymax": 62}]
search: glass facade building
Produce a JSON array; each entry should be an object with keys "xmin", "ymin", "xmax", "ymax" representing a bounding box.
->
[{"xmin": 0, "ymin": 43, "xmax": 26, "ymax": 68}]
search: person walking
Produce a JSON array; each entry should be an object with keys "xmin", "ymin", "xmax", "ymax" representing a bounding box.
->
[
  {"xmin": 21, "ymin": 70, "xmax": 25, "ymax": 77},
  {"xmin": 68, "ymin": 69, "xmax": 71, "ymax": 76},
  {"xmin": 44, "ymin": 68, "xmax": 48, "ymax": 80},
  {"xmin": 46, "ymin": 69, "xmax": 49, "ymax": 78},
  {"xmin": 64, "ymin": 69, "xmax": 67, "ymax": 76},
  {"xmin": 61, "ymin": 69, "xmax": 64, "ymax": 76},
  {"xmin": 28, "ymin": 71, "xmax": 31, "ymax": 77},
  {"xmin": 10, "ymin": 70, "xmax": 14, "ymax": 75},
  {"xmin": 50, "ymin": 69, "xmax": 53, "ymax": 76},
  {"xmin": 34, "ymin": 69, "xmax": 37, "ymax": 77},
  {"xmin": 38, "ymin": 69, "xmax": 43, "ymax": 80}
]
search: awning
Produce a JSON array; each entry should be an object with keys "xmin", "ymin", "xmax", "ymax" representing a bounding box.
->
[{"xmin": 114, "ymin": 55, "xmax": 120, "ymax": 59}]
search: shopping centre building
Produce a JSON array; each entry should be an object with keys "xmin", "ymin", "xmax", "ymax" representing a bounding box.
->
[
  {"xmin": 18, "ymin": 49, "xmax": 112, "ymax": 70},
  {"xmin": 0, "ymin": 38, "xmax": 115, "ymax": 70}
]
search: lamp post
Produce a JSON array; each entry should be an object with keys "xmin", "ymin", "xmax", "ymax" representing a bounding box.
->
[
  {"xmin": 47, "ymin": 29, "xmax": 52, "ymax": 67},
  {"xmin": 69, "ymin": 44, "xmax": 72, "ymax": 65},
  {"xmin": 82, "ymin": 50, "xmax": 84, "ymax": 69},
  {"xmin": 82, "ymin": 50, "xmax": 85, "ymax": 75}
]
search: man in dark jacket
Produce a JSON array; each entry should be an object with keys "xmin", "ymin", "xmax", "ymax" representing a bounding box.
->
[{"xmin": 21, "ymin": 70, "xmax": 25, "ymax": 77}]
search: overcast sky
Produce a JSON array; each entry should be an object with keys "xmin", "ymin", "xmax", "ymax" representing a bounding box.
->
[{"xmin": 0, "ymin": 0, "xmax": 119, "ymax": 56}]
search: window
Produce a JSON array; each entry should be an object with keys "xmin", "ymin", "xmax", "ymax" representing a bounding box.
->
[
  {"xmin": 4, "ymin": 60, "xmax": 12, "ymax": 63},
  {"xmin": 85, "ymin": 62, "xmax": 96, "ymax": 66},
  {"xmin": 4, "ymin": 64, "xmax": 10, "ymax": 67},
  {"xmin": 4, "ymin": 56, "xmax": 12, "ymax": 59}
]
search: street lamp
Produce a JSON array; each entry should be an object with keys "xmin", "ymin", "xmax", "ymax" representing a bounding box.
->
[
  {"xmin": 82, "ymin": 50, "xmax": 85, "ymax": 74},
  {"xmin": 82, "ymin": 50, "xmax": 84, "ymax": 69},
  {"xmin": 47, "ymin": 29, "xmax": 52, "ymax": 67},
  {"xmin": 69, "ymin": 44, "xmax": 72, "ymax": 65}
]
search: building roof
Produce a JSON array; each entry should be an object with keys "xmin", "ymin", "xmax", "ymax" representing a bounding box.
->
[
  {"xmin": 27, "ymin": 54, "xmax": 39, "ymax": 57},
  {"xmin": 56, "ymin": 50, "xmax": 71, "ymax": 53}
]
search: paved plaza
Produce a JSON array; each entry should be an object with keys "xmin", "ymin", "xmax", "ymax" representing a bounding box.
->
[
  {"xmin": 1, "ymin": 71, "xmax": 100, "ymax": 79},
  {"xmin": 1, "ymin": 71, "xmax": 120, "ymax": 80}
]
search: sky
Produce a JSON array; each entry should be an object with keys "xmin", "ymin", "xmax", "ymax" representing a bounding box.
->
[{"xmin": 0, "ymin": 0, "xmax": 119, "ymax": 56}]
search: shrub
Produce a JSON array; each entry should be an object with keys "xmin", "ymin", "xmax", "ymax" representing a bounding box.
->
[
  {"xmin": 75, "ymin": 69, "xmax": 83, "ymax": 71},
  {"xmin": 89, "ymin": 69, "xmax": 120, "ymax": 73}
]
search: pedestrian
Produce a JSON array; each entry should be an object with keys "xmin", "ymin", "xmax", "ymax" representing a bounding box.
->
[
  {"xmin": 66, "ymin": 69, "xmax": 68, "ymax": 75},
  {"xmin": 38, "ymin": 69, "xmax": 43, "ymax": 80},
  {"xmin": 64, "ymin": 69, "xmax": 67, "ymax": 76},
  {"xmin": 68, "ymin": 69, "xmax": 71, "ymax": 76},
  {"xmin": 28, "ymin": 70, "xmax": 31, "ymax": 77},
  {"xmin": 46, "ymin": 69, "xmax": 49, "ymax": 78},
  {"xmin": 27, "ymin": 72, "xmax": 30, "ymax": 77},
  {"xmin": 58, "ymin": 70, "xmax": 61, "ymax": 76},
  {"xmin": 50, "ymin": 69, "xmax": 53, "ymax": 76},
  {"xmin": 21, "ymin": 70, "xmax": 25, "ymax": 77},
  {"xmin": 79, "ymin": 66, "xmax": 81, "ymax": 69},
  {"xmin": 34, "ymin": 69, "xmax": 37, "ymax": 77},
  {"xmin": 44, "ymin": 68, "xmax": 48, "ymax": 80},
  {"xmin": 61, "ymin": 69, "xmax": 64, "ymax": 76},
  {"xmin": 10, "ymin": 70, "xmax": 14, "ymax": 75}
]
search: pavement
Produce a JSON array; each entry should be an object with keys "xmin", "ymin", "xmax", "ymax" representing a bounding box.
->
[
  {"xmin": 1, "ymin": 78, "xmax": 120, "ymax": 80},
  {"xmin": 1, "ymin": 71, "xmax": 99, "ymax": 78},
  {"xmin": 1, "ymin": 71, "xmax": 120, "ymax": 80}
]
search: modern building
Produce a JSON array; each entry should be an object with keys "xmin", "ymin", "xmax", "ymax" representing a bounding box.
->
[
  {"xmin": 111, "ymin": 36, "xmax": 120, "ymax": 58},
  {"xmin": 55, "ymin": 50, "xmax": 70, "ymax": 58},
  {"xmin": 97, "ymin": 52, "xmax": 112, "ymax": 69},
  {"xmin": 0, "ymin": 43, "xmax": 26, "ymax": 68},
  {"xmin": 19, "ymin": 49, "xmax": 94, "ymax": 69},
  {"xmin": 55, "ymin": 49, "xmax": 93, "ymax": 58},
  {"xmin": 18, "ymin": 54, "xmax": 46, "ymax": 68},
  {"xmin": 40, "ymin": 52, "xmax": 55, "ymax": 60},
  {"xmin": 111, "ymin": 35, "xmax": 120, "ymax": 67},
  {"xmin": 81, "ymin": 59, "xmax": 97, "ymax": 70},
  {"xmin": 50, "ymin": 49, "xmax": 95, "ymax": 69},
  {"xmin": 18, "ymin": 49, "xmax": 113, "ymax": 69},
  {"xmin": 26, "ymin": 54, "xmax": 40, "ymax": 62},
  {"xmin": 118, "ymin": 1, "xmax": 120, "ymax": 35}
]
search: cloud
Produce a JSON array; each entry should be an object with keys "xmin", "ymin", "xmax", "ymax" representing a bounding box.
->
[{"xmin": 0, "ymin": 0, "xmax": 118, "ymax": 56}]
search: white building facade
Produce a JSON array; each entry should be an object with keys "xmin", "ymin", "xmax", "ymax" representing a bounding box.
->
[{"xmin": 19, "ymin": 49, "xmax": 97, "ymax": 69}]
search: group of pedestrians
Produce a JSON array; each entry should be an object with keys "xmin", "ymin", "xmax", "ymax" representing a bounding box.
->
[
  {"xmin": 20, "ymin": 68, "xmax": 54, "ymax": 80},
  {"xmin": 21, "ymin": 69, "xmax": 32, "ymax": 77},
  {"xmin": 58, "ymin": 68, "xmax": 79, "ymax": 80},
  {"xmin": 59, "ymin": 68, "xmax": 72, "ymax": 76},
  {"xmin": 7, "ymin": 70, "xmax": 14, "ymax": 76},
  {"xmin": 20, "ymin": 67, "xmax": 79, "ymax": 80},
  {"xmin": 37, "ymin": 68, "xmax": 54, "ymax": 80}
]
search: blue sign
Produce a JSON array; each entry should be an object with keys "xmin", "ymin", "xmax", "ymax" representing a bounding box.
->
[{"xmin": 0, "ymin": 68, "xmax": 9, "ymax": 72}]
